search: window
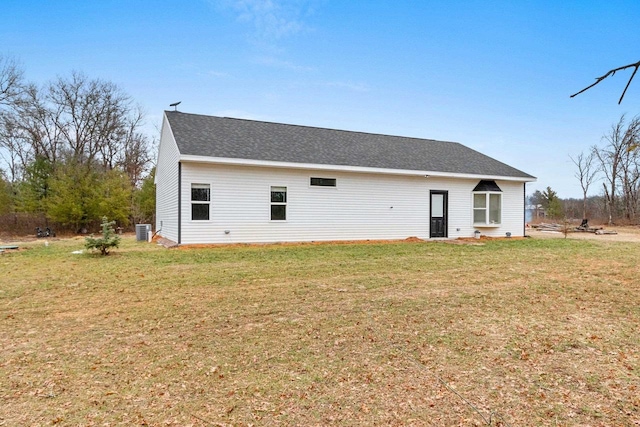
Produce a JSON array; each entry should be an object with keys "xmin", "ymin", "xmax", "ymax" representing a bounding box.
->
[
  {"xmin": 473, "ymin": 180, "xmax": 501, "ymax": 225},
  {"xmin": 270, "ymin": 186, "xmax": 287, "ymax": 220},
  {"xmin": 310, "ymin": 177, "xmax": 337, "ymax": 187},
  {"xmin": 473, "ymin": 193, "xmax": 502, "ymax": 225},
  {"xmin": 191, "ymin": 183, "xmax": 210, "ymax": 220},
  {"xmin": 473, "ymin": 193, "xmax": 502, "ymax": 224}
]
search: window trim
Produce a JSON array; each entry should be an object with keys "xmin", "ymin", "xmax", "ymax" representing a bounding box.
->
[
  {"xmin": 472, "ymin": 191, "xmax": 502, "ymax": 227},
  {"xmin": 190, "ymin": 183, "xmax": 211, "ymax": 221},
  {"xmin": 270, "ymin": 185, "xmax": 287, "ymax": 221}
]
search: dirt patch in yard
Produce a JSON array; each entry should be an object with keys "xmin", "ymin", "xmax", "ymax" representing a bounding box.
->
[{"xmin": 176, "ymin": 236, "xmax": 430, "ymax": 249}]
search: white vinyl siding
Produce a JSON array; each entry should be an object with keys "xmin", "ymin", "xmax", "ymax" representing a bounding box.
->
[
  {"xmin": 180, "ymin": 164, "xmax": 428, "ymax": 244},
  {"xmin": 177, "ymin": 163, "xmax": 527, "ymax": 244},
  {"xmin": 155, "ymin": 116, "xmax": 181, "ymax": 242},
  {"xmin": 441, "ymin": 179, "xmax": 522, "ymax": 238}
]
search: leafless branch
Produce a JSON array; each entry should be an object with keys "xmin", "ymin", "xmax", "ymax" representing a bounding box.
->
[
  {"xmin": 0, "ymin": 55, "xmax": 25, "ymax": 106},
  {"xmin": 570, "ymin": 60, "xmax": 640, "ymax": 104},
  {"xmin": 570, "ymin": 150, "xmax": 599, "ymax": 219}
]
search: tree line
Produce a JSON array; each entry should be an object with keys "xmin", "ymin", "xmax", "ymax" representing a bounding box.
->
[
  {"xmin": 530, "ymin": 114, "xmax": 640, "ymax": 225},
  {"xmin": 528, "ymin": 188, "xmax": 612, "ymax": 224},
  {"xmin": 0, "ymin": 55, "xmax": 155, "ymax": 234}
]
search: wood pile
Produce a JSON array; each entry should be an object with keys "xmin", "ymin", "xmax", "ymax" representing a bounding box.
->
[
  {"xmin": 530, "ymin": 223, "xmax": 565, "ymax": 232},
  {"xmin": 575, "ymin": 223, "xmax": 604, "ymax": 233},
  {"xmin": 595, "ymin": 229, "xmax": 618, "ymax": 235},
  {"xmin": 530, "ymin": 222, "xmax": 616, "ymax": 234}
]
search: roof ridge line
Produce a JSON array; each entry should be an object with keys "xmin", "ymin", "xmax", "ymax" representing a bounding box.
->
[{"xmin": 165, "ymin": 110, "xmax": 460, "ymax": 146}]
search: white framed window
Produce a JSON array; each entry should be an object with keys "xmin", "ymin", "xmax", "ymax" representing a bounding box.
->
[
  {"xmin": 310, "ymin": 177, "xmax": 337, "ymax": 187},
  {"xmin": 473, "ymin": 193, "xmax": 501, "ymax": 225},
  {"xmin": 191, "ymin": 183, "xmax": 210, "ymax": 221},
  {"xmin": 472, "ymin": 180, "xmax": 502, "ymax": 226},
  {"xmin": 270, "ymin": 186, "xmax": 287, "ymax": 221}
]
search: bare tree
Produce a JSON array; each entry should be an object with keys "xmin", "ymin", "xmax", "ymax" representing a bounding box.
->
[
  {"xmin": 617, "ymin": 120, "xmax": 640, "ymax": 220},
  {"xmin": 101, "ymin": 105, "xmax": 152, "ymax": 187},
  {"xmin": 570, "ymin": 150, "xmax": 599, "ymax": 220},
  {"xmin": 593, "ymin": 115, "xmax": 640, "ymax": 224},
  {"xmin": 2, "ymin": 72, "xmax": 151, "ymax": 178},
  {"xmin": 47, "ymin": 72, "xmax": 136, "ymax": 167},
  {"xmin": 571, "ymin": 60, "xmax": 640, "ymax": 104},
  {"xmin": 0, "ymin": 55, "xmax": 24, "ymax": 107},
  {"xmin": 593, "ymin": 121, "xmax": 623, "ymax": 225},
  {"xmin": 0, "ymin": 113, "xmax": 30, "ymax": 181},
  {"xmin": 4, "ymin": 83, "xmax": 65, "ymax": 166},
  {"xmin": 0, "ymin": 55, "xmax": 26, "ymax": 181},
  {"xmin": 118, "ymin": 129, "xmax": 152, "ymax": 187}
]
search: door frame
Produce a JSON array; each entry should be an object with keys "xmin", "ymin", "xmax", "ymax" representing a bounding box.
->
[{"xmin": 429, "ymin": 190, "xmax": 448, "ymax": 238}]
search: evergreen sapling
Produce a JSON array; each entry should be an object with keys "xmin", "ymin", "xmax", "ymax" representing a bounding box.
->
[{"xmin": 85, "ymin": 217, "xmax": 121, "ymax": 255}]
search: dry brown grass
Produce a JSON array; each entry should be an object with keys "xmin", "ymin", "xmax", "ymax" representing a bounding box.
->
[{"xmin": 1, "ymin": 236, "xmax": 639, "ymax": 426}]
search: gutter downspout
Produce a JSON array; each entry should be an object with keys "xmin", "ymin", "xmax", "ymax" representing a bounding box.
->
[
  {"xmin": 178, "ymin": 162, "xmax": 182, "ymax": 245},
  {"xmin": 523, "ymin": 183, "xmax": 526, "ymax": 237}
]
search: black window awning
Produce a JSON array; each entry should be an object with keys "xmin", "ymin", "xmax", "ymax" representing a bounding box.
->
[{"xmin": 473, "ymin": 180, "xmax": 502, "ymax": 192}]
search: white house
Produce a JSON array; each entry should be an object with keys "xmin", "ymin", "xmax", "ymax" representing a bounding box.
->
[{"xmin": 155, "ymin": 111, "xmax": 535, "ymax": 245}]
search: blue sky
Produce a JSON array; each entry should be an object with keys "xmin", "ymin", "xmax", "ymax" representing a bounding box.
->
[{"xmin": 3, "ymin": 0, "xmax": 640, "ymax": 198}]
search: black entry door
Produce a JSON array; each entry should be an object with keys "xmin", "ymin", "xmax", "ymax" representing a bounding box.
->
[{"xmin": 430, "ymin": 191, "xmax": 448, "ymax": 238}]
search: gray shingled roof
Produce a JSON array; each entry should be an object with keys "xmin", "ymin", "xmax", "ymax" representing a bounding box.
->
[{"xmin": 165, "ymin": 111, "xmax": 534, "ymax": 179}]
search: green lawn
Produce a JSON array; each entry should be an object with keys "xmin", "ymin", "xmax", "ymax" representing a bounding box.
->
[{"xmin": 1, "ymin": 236, "xmax": 639, "ymax": 426}]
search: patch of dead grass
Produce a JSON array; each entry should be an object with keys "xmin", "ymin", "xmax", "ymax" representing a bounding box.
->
[{"xmin": 1, "ymin": 236, "xmax": 639, "ymax": 425}]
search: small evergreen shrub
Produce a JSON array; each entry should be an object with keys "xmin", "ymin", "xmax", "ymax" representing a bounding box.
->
[{"xmin": 85, "ymin": 217, "xmax": 121, "ymax": 255}]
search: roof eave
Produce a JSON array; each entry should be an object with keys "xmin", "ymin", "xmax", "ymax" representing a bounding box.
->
[{"xmin": 179, "ymin": 154, "xmax": 536, "ymax": 182}]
